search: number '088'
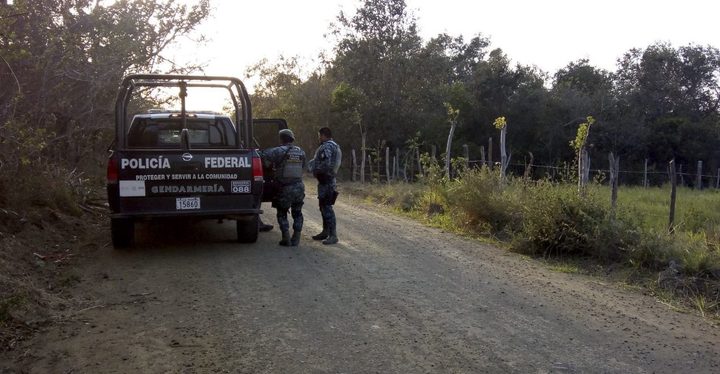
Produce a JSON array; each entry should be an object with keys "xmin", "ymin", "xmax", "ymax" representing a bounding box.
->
[{"xmin": 233, "ymin": 185, "xmax": 250, "ymax": 193}]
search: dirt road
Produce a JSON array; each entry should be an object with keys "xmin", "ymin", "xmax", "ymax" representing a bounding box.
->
[{"xmin": 4, "ymin": 194, "xmax": 719, "ymax": 373}]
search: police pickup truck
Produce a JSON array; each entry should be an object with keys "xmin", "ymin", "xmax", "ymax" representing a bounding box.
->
[{"xmin": 106, "ymin": 75, "xmax": 284, "ymax": 248}]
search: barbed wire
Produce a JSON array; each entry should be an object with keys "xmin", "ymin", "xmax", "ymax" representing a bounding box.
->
[{"xmin": 466, "ymin": 161, "xmax": 720, "ymax": 179}]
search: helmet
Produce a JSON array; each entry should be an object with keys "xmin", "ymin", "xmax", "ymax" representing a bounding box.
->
[{"xmin": 279, "ymin": 129, "xmax": 295, "ymax": 141}]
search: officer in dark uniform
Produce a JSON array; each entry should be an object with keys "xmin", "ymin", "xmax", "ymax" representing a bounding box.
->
[
  {"xmin": 308, "ymin": 127, "xmax": 341, "ymax": 245},
  {"xmin": 261, "ymin": 129, "xmax": 306, "ymax": 246}
]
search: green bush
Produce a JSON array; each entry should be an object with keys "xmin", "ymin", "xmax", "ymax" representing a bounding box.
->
[
  {"xmin": 516, "ymin": 184, "xmax": 599, "ymax": 256},
  {"xmin": 445, "ymin": 168, "xmax": 518, "ymax": 233}
]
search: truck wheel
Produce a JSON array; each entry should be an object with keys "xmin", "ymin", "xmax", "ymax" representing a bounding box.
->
[
  {"xmin": 237, "ymin": 215, "xmax": 259, "ymax": 243},
  {"xmin": 111, "ymin": 218, "xmax": 134, "ymax": 248}
]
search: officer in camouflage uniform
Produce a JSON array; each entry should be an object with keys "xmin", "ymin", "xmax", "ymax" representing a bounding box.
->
[
  {"xmin": 308, "ymin": 127, "xmax": 341, "ymax": 245},
  {"xmin": 261, "ymin": 129, "xmax": 306, "ymax": 246}
]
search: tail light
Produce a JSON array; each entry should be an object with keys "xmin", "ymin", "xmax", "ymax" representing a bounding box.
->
[
  {"xmin": 107, "ymin": 154, "xmax": 119, "ymax": 184},
  {"xmin": 252, "ymin": 154, "xmax": 264, "ymax": 182}
]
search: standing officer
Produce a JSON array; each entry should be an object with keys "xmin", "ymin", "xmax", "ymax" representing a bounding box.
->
[
  {"xmin": 308, "ymin": 127, "xmax": 341, "ymax": 245},
  {"xmin": 261, "ymin": 129, "xmax": 306, "ymax": 246}
]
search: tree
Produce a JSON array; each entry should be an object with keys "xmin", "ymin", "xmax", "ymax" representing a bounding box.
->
[
  {"xmin": 444, "ymin": 103, "xmax": 459, "ymax": 178},
  {"xmin": 493, "ymin": 116, "xmax": 510, "ymax": 179},
  {"xmin": 570, "ymin": 116, "xmax": 596, "ymax": 193},
  {"xmin": 240, "ymin": 0, "xmax": 720, "ymax": 184},
  {"xmin": 331, "ymin": 82, "xmax": 368, "ymax": 182},
  {"xmin": 613, "ymin": 43, "xmax": 720, "ymax": 175},
  {"xmin": 0, "ymin": 0, "xmax": 210, "ymax": 170},
  {"xmin": 329, "ymin": 0, "xmax": 422, "ymax": 148}
]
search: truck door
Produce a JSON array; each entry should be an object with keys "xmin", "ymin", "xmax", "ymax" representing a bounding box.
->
[
  {"xmin": 252, "ymin": 118, "xmax": 288, "ymax": 149},
  {"xmin": 252, "ymin": 119, "xmax": 290, "ymax": 202}
]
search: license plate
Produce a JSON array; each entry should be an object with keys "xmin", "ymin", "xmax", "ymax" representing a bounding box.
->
[
  {"xmin": 176, "ymin": 197, "xmax": 200, "ymax": 210},
  {"xmin": 231, "ymin": 180, "xmax": 251, "ymax": 194}
]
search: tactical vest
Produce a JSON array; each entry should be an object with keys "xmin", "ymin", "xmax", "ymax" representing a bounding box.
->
[{"xmin": 277, "ymin": 145, "xmax": 305, "ymax": 181}]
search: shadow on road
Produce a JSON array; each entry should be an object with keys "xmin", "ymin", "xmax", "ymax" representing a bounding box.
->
[{"xmin": 117, "ymin": 216, "xmax": 278, "ymax": 254}]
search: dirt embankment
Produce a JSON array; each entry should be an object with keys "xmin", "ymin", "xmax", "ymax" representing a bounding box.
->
[{"xmin": 0, "ymin": 203, "xmax": 106, "ymax": 356}]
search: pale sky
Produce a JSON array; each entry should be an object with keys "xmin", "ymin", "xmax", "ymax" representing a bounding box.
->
[{"xmin": 169, "ymin": 0, "xmax": 720, "ymax": 109}]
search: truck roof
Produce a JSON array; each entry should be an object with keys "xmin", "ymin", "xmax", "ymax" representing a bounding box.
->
[{"xmin": 133, "ymin": 112, "xmax": 229, "ymax": 121}]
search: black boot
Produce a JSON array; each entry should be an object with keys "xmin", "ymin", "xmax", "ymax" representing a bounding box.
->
[
  {"xmin": 312, "ymin": 222, "xmax": 328, "ymax": 241},
  {"xmin": 259, "ymin": 222, "xmax": 274, "ymax": 232},
  {"xmin": 279, "ymin": 231, "xmax": 291, "ymax": 246},
  {"xmin": 322, "ymin": 227, "xmax": 338, "ymax": 245},
  {"xmin": 291, "ymin": 231, "xmax": 301, "ymax": 246}
]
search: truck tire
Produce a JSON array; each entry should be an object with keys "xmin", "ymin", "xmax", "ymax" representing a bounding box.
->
[
  {"xmin": 111, "ymin": 218, "xmax": 134, "ymax": 248},
  {"xmin": 237, "ymin": 215, "xmax": 259, "ymax": 243}
]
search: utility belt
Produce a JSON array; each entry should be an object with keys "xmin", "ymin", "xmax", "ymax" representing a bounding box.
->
[
  {"xmin": 280, "ymin": 178, "xmax": 303, "ymax": 186},
  {"xmin": 315, "ymin": 172, "xmax": 335, "ymax": 184},
  {"xmin": 317, "ymin": 173, "xmax": 339, "ymax": 206},
  {"xmin": 266, "ymin": 178, "xmax": 302, "ymax": 200}
]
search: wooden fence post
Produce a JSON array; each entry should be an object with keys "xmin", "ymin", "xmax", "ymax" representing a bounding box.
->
[
  {"xmin": 499, "ymin": 125, "xmax": 508, "ymax": 179},
  {"xmin": 403, "ymin": 156, "xmax": 408, "ymax": 183},
  {"xmin": 416, "ymin": 148, "xmax": 423, "ymax": 177},
  {"xmin": 408, "ymin": 149, "xmax": 414, "ymax": 182},
  {"xmin": 377, "ymin": 149, "xmax": 381, "ymax": 182},
  {"xmin": 360, "ymin": 133, "xmax": 367, "ymax": 184},
  {"xmin": 524, "ymin": 152, "xmax": 534, "ymax": 179},
  {"xmin": 716, "ymin": 168, "xmax": 720, "ymax": 189},
  {"xmin": 462, "ymin": 144, "xmax": 469, "ymax": 170},
  {"xmin": 609, "ymin": 153, "xmax": 619, "ymax": 217},
  {"xmin": 696, "ymin": 160, "xmax": 703, "ymax": 190},
  {"xmin": 385, "ymin": 147, "xmax": 390, "ymax": 183},
  {"xmin": 579, "ymin": 149, "xmax": 590, "ymax": 193},
  {"xmin": 669, "ymin": 159, "xmax": 677, "ymax": 234},
  {"xmin": 368, "ymin": 155, "xmax": 373, "ymax": 183},
  {"xmin": 488, "ymin": 137, "xmax": 493, "ymax": 169},
  {"xmin": 643, "ymin": 158, "xmax": 648, "ymax": 188},
  {"xmin": 679, "ymin": 164, "xmax": 684, "ymax": 187},
  {"xmin": 480, "ymin": 146, "xmax": 486, "ymax": 168},
  {"xmin": 351, "ymin": 149, "xmax": 357, "ymax": 182},
  {"xmin": 431, "ymin": 145, "xmax": 437, "ymax": 161},
  {"xmin": 395, "ymin": 148, "xmax": 400, "ymax": 180},
  {"xmin": 392, "ymin": 156, "xmax": 397, "ymax": 181}
]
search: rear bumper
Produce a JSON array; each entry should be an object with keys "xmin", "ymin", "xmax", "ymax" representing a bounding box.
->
[
  {"xmin": 111, "ymin": 208, "xmax": 262, "ymax": 220},
  {"xmin": 108, "ymin": 190, "xmax": 263, "ymax": 219}
]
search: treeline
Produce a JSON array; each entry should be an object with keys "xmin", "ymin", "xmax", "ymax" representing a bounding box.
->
[
  {"xmin": 248, "ymin": 0, "xmax": 720, "ymax": 185},
  {"xmin": 0, "ymin": 0, "xmax": 209, "ymax": 211}
]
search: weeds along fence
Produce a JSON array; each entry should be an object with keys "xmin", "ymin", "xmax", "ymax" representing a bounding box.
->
[{"xmin": 347, "ymin": 145, "xmax": 720, "ymax": 190}]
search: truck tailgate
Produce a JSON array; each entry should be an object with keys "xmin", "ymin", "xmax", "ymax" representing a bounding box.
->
[{"xmin": 109, "ymin": 149, "xmax": 262, "ymax": 217}]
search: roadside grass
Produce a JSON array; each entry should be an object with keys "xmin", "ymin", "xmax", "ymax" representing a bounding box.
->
[
  {"xmin": 546, "ymin": 261, "xmax": 583, "ymax": 274},
  {"xmin": 341, "ymin": 168, "xmax": 720, "ymax": 319},
  {"xmin": 609, "ymin": 185, "xmax": 720, "ymax": 233}
]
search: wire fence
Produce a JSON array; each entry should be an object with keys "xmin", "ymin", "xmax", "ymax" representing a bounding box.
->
[
  {"xmin": 346, "ymin": 146, "xmax": 720, "ymax": 189},
  {"xmin": 493, "ymin": 161, "xmax": 720, "ymax": 188}
]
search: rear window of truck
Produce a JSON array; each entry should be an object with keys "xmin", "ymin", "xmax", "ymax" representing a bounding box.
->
[{"xmin": 127, "ymin": 118, "xmax": 237, "ymax": 148}]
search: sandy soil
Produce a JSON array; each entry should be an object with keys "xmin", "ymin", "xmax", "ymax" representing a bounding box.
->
[{"xmin": 2, "ymin": 193, "xmax": 719, "ymax": 373}]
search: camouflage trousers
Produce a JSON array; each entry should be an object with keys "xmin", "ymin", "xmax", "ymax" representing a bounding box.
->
[
  {"xmin": 318, "ymin": 180, "xmax": 336, "ymax": 233},
  {"xmin": 273, "ymin": 181, "xmax": 305, "ymax": 233}
]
